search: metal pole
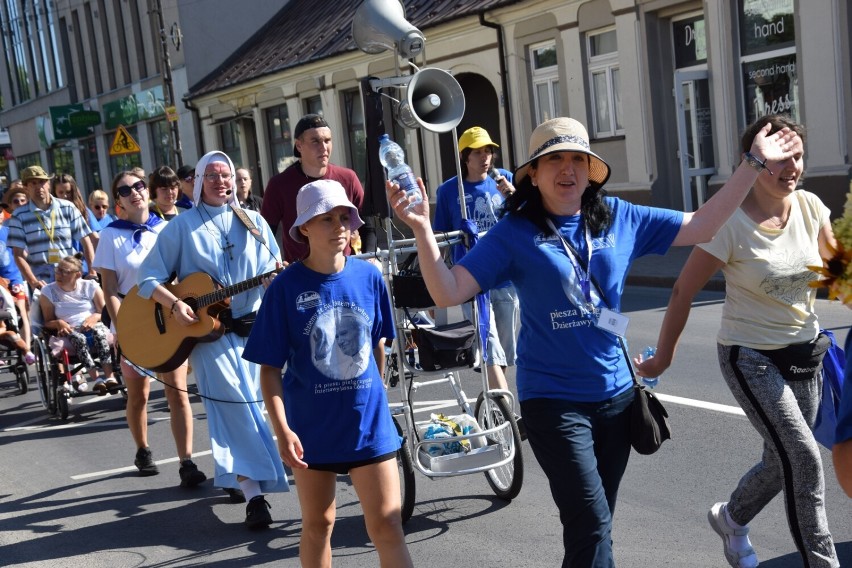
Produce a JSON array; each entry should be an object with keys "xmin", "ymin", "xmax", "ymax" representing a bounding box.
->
[{"xmin": 151, "ymin": 0, "xmax": 182, "ymax": 166}]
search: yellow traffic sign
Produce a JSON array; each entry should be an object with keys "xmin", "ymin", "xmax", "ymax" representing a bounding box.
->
[{"xmin": 110, "ymin": 125, "xmax": 141, "ymax": 156}]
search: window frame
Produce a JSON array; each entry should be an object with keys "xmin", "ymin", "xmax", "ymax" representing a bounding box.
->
[
  {"xmin": 586, "ymin": 27, "xmax": 623, "ymax": 139},
  {"xmin": 528, "ymin": 40, "xmax": 561, "ymax": 125}
]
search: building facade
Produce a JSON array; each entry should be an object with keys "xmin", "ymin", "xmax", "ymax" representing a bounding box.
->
[{"xmin": 1, "ymin": 0, "xmax": 850, "ymax": 219}]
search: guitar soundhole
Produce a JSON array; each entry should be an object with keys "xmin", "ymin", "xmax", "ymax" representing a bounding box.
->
[{"xmin": 183, "ymin": 297, "xmax": 198, "ymax": 312}]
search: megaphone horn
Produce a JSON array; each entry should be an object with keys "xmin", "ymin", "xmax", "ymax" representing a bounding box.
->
[
  {"xmin": 352, "ymin": 0, "xmax": 425, "ymax": 59},
  {"xmin": 399, "ymin": 68, "xmax": 465, "ymax": 133}
]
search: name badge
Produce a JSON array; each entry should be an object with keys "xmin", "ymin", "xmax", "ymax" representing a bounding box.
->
[
  {"xmin": 47, "ymin": 246, "xmax": 61, "ymax": 264},
  {"xmin": 596, "ymin": 307, "xmax": 629, "ymax": 337}
]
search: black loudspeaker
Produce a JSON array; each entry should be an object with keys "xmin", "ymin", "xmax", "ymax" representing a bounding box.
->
[{"xmin": 361, "ymin": 77, "xmax": 392, "ymax": 220}]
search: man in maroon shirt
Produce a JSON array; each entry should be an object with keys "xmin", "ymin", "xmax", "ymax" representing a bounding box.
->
[{"xmin": 261, "ymin": 114, "xmax": 365, "ymax": 262}]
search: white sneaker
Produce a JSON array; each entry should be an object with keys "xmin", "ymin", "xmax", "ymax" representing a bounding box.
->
[
  {"xmin": 708, "ymin": 502, "xmax": 759, "ymax": 568},
  {"xmin": 76, "ymin": 380, "xmax": 89, "ymax": 392}
]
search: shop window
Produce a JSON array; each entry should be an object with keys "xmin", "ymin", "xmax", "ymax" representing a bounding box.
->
[
  {"xmin": 265, "ymin": 104, "xmax": 292, "ymax": 174},
  {"xmin": 150, "ymin": 119, "xmax": 171, "ymax": 169},
  {"xmin": 739, "ymin": 0, "xmax": 797, "ymax": 124},
  {"xmin": 342, "ymin": 88, "xmax": 367, "ymax": 185},
  {"xmin": 219, "ymin": 120, "xmax": 242, "ymax": 168}
]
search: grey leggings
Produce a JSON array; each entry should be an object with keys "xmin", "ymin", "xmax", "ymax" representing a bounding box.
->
[
  {"xmin": 67, "ymin": 323, "xmax": 112, "ymax": 369},
  {"xmin": 717, "ymin": 343, "xmax": 838, "ymax": 568}
]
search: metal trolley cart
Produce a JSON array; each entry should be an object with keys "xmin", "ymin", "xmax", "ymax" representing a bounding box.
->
[{"xmin": 372, "ymin": 228, "xmax": 523, "ymax": 523}]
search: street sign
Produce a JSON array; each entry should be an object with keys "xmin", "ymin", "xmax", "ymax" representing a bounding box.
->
[
  {"xmin": 166, "ymin": 106, "xmax": 179, "ymax": 122},
  {"xmin": 49, "ymin": 104, "xmax": 94, "ymax": 140},
  {"xmin": 69, "ymin": 110, "xmax": 101, "ymax": 129},
  {"xmin": 109, "ymin": 126, "xmax": 141, "ymax": 156}
]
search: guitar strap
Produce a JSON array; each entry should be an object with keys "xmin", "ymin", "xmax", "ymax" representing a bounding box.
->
[{"xmin": 229, "ymin": 202, "xmax": 266, "ymax": 245}]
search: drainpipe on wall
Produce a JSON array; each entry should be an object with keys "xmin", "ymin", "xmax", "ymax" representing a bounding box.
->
[
  {"xmin": 479, "ymin": 12, "xmax": 516, "ymax": 169},
  {"xmin": 181, "ymin": 94, "xmax": 205, "ymax": 161}
]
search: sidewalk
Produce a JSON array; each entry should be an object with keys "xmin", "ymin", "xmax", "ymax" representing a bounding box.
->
[{"xmin": 626, "ymin": 246, "xmax": 725, "ymax": 291}]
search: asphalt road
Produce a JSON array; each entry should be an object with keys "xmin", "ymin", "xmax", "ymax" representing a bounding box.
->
[{"xmin": 0, "ymin": 286, "xmax": 849, "ymax": 567}]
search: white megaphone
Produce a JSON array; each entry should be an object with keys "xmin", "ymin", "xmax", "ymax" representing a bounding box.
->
[
  {"xmin": 352, "ymin": 0, "xmax": 425, "ymax": 59},
  {"xmin": 396, "ymin": 68, "xmax": 465, "ymax": 133}
]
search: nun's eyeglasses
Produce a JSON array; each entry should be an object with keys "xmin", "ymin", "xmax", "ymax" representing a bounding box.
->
[{"xmin": 204, "ymin": 173, "xmax": 233, "ymax": 182}]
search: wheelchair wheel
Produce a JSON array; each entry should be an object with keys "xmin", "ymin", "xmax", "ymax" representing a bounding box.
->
[
  {"xmin": 474, "ymin": 392, "xmax": 524, "ymax": 501},
  {"xmin": 15, "ymin": 363, "xmax": 29, "ymax": 395},
  {"xmin": 33, "ymin": 338, "xmax": 53, "ymax": 412},
  {"xmin": 57, "ymin": 389, "xmax": 70, "ymax": 420},
  {"xmin": 393, "ymin": 417, "xmax": 416, "ymax": 524}
]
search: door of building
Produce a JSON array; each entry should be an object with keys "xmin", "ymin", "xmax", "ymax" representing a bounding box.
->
[{"xmin": 674, "ymin": 70, "xmax": 715, "ymax": 211}]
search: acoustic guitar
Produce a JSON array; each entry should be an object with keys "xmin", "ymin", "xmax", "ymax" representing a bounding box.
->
[{"xmin": 116, "ymin": 270, "xmax": 276, "ymax": 372}]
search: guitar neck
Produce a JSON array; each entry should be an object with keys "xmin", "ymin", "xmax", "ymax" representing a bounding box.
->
[{"xmin": 193, "ymin": 270, "xmax": 276, "ymax": 308}]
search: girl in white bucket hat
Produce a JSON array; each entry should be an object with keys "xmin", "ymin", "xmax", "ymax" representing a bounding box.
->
[
  {"xmin": 244, "ymin": 179, "xmax": 413, "ymax": 567},
  {"xmin": 387, "ymin": 115, "xmax": 802, "ymax": 567}
]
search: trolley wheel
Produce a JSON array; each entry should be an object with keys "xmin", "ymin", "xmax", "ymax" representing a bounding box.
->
[
  {"xmin": 474, "ymin": 392, "xmax": 524, "ymax": 501},
  {"xmin": 57, "ymin": 390, "xmax": 70, "ymax": 420},
  {"xmin": 393, "ymin": 417, "xmax": 416, "ymax": 524},
  {"xmin": 16, "ymin": 365, "xmax": 29, "ymax": 394}
]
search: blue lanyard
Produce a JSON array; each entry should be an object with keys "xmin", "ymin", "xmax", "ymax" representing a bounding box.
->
[{"xmin": 546, "ymin": 218, "xmax": 598, "ymax": 314}]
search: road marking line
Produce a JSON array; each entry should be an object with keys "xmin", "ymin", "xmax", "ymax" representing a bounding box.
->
[
  {"xmin": 63, "ymin": 395, "xmax": 743, "ymax": 480},
  {"xmin": 70, "ymin": 450, "xmax": 214, "ymax": 480},
  {"xmin": 655, "ymin": 393, "xmax": 745, "ymax": 416}
]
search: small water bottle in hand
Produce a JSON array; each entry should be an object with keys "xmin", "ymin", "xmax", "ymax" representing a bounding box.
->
[
  {"xmin": 379, "ymin": 134, "xmax": 421, "ymax": 210},
  {"xmin": 640, "ymin": 346, "xmax": 660, "ymax": 389}
]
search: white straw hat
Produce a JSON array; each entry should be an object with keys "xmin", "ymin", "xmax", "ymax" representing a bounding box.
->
[
  {"xmin": 289, "ymin": 179, "xmax": 364, "ymax": 243},
  {"xmin": 514, "ymin": 117, "xmax": 611, "ymax": 186}
]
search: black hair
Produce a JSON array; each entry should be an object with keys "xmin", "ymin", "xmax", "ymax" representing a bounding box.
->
[
  {"xmin": 459, "ymin": 146, "xmax": 497, "ymax": 179},
  {"xmin": 148, "ymin": 166, "xmax": 180, "ymax": 194},
  {"xmin": 500, "ymin": 155, "xmax": 612, "ymax": 236}
]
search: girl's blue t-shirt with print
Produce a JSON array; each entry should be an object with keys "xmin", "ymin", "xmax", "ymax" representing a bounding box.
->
[
  {"xmin": 459, "ymin": 197, "xmax": 683, "ymax": 403},
  {"xmin": 243, "ymin": 258, "xmax": 399, "ymax": 464}
]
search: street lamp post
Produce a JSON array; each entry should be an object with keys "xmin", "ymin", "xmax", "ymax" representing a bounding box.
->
[{"xmin": 151, "ymin": 0, "xmax": 182, "ymax": 166}]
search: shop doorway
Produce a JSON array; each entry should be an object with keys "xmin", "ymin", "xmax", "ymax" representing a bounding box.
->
[{"xmin": 674, "ymin": 70, "xmax": 715, "ymax": 211}]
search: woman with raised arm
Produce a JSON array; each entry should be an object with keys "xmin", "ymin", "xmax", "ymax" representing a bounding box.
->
[
  {"xmin": 386, "ymin": 116, "xmax": 802, "ymax": 567},
  {"xmin": 636, "ymin": 115, "xmax": 838, "ymax": 568}
]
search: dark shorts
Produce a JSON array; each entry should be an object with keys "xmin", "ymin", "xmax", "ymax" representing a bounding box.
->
[{"xmin": 308, "ymin": 451, "xmax": 396, "ymax": 475}]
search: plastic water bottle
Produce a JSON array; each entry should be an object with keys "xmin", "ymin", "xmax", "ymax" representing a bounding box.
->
[
  {"xmin": 641, "ymin": 346, "xmax": 660, "ymax": 389},
  {"xmin": 378, "ymin": 134, "xmax": 422, "ymax": 210}
]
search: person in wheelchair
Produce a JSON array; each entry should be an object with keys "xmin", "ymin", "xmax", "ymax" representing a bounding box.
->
[
  {"xmin": 39, "ymin": 253, "xmax": 117, "ymax": 394},
  {"xmin": 0, "ymin": 285, "xmax": 34, "ymax": 365}
]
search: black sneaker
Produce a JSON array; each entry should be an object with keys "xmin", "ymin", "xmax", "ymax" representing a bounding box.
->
[
  {"xmin": 245, "ymin": 495, "xmax": 272, "ymax": 530},
  {"xmin": 224, "ymin": 488, "xmax": 246, "ymax": 503},
  {"xmin": 134, "ymin": 447, "xmax": 159, "ymax": 476},
  {"xmin": 179, "ymin": 459, "xmax": 207, "ymax": 488}
]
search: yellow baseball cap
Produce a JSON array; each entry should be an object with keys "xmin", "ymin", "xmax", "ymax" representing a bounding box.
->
[{"xmin": 458, "ymin": 127, "xmax": 499, "ymax": 152}]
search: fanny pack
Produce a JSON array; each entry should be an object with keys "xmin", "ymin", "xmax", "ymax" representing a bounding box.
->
[
  {"xmin": 756, "ymin": 332, "xmax": 831, "ymax": 382},
  {"xmin": 219, "ymin": 310, "xmax": 257, "ymax": 338}
]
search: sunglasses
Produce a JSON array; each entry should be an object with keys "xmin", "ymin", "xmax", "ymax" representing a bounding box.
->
[
  {"xmin": 55, "ymin": 267, "xmax": 79, "ymax": 276},
  {"xmin": 116, "ymin": 180, "xmax": 147, "ymax": 197},
  {"xmin": 93, "ymin": 204, "xmax": 109, "ymax": 211},
  {"xmin": 183, "ymin": 175, "xmax": 194, "ymax": 183},
  {"xmin": 11, "ymin": 198, "xmax": 27, "ymax": 205}
]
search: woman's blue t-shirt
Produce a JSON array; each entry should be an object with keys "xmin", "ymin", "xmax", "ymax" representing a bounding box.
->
[{"xmin": 459, "ymin": 197, "xmax": 682, "ymax": 402}]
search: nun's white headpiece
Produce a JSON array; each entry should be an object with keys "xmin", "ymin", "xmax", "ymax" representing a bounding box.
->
[{"xmin": 193, "ymin": 150, "xmax": 238, "ymax": 207}]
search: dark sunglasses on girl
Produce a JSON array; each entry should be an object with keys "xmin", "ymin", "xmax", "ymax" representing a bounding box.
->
[{"xmin": 117, "ymin": 180, "xmax": 147, "ymax": 197}]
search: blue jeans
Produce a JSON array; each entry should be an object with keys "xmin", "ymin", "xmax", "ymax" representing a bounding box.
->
[{"xmin": 521, "ymin": 388, "xmax": 634, "ymax": 568}]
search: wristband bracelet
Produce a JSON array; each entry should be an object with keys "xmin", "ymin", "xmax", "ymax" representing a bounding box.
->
[
  {"xmin": 743, "ymin": 152, "xmax": 773, "ymax": 175},
  {"xmin": 170, "ymin": 298, "xmax": 181, "ymax": 314}
]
